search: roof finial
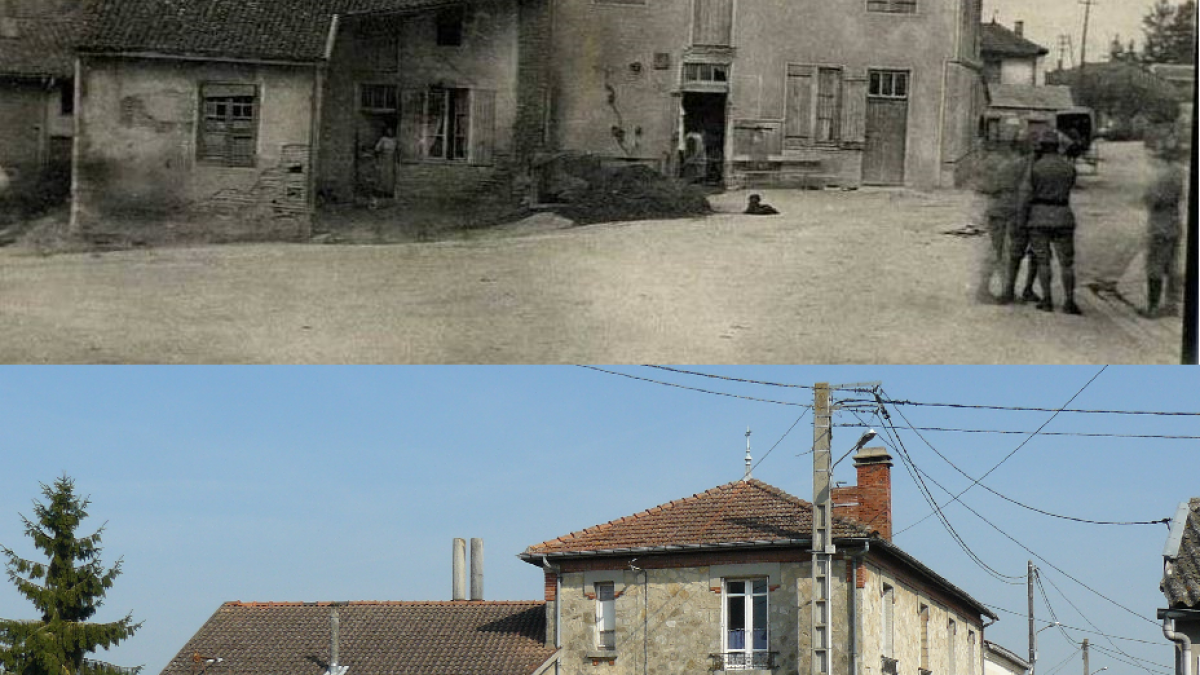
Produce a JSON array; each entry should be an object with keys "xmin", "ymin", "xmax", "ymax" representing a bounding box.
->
[{"xmin": 744, "ymin": 427, "xmax": 752, "ymax": 479}]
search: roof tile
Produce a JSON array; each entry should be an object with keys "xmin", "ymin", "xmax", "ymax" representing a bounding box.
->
[{"xmin": 1163, "ymin": 498, "xmax": 1200, "ymax": 609}]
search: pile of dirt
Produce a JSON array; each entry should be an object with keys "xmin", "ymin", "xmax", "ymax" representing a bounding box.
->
[{"xmin": 539, "ymin": 154, "xmax": 711, "ymax": 225}]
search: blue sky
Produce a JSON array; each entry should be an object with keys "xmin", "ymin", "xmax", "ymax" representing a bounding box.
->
[
  {"xmin": 0, "ymin": 366, "xmax": 1195, "ymax": 675},
  {"xmin": 984, "ymin": 0, "xmax": 1169, "ymax": 67}
]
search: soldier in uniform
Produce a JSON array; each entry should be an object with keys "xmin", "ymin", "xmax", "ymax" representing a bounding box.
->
[
  {"xmin": 1143, "ymin": 134, "xmax": 1185, "ymax": 318},
  {"xmin": 744, "ymin": 194, "xmax": 779, "ymax": 215},
  {"xmin": 1020, "ymin": 129, "xmax": 1081, "ymax": 314},
  {"xmin": 975, "ymin": 140, "xmax": 1035, "ymax": 304}
]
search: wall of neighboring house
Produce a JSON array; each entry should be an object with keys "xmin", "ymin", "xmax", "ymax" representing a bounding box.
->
[
  {"xmin": 0, "ymin": 78, "xmax": 72, "ymax": 202},
  {"xmin": 319, "ymin": 1, "xmax": 523, "ymax": 204},
  {"xmin": 546, "ymin": 0, "xmax": 980, "ymax": 189},
  {"xmin": 544, "ymin": 549, "xmax": 982, "ymax": 675},
  {"xmin": 999, "ymin": 57, "xmax": 1043, "ymax": 86},
  {"xmin": 73, "ymin": 56, "xmax": 317, "ymax": 239}
]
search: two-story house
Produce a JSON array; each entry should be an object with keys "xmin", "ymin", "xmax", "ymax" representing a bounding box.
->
[{"xmin": 521, "ymin": 447, "xmax": 996, "ymax": 675}]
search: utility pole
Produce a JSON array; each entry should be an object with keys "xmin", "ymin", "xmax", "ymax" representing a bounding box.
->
[
  {"xmin": 1029, "ymin": 562, "xmax": 1036, "ymax": 675},
  {"xmin": 1079, "ymin": 0, "xmax": 1097, "ymax": 74},
  {"xmin": 1082, "ymin": 639, "xmax": 1089, "ymax": 675},
  {"xmin": 812, "ymin": 382, "xmax": 833, "ymax": 675}
]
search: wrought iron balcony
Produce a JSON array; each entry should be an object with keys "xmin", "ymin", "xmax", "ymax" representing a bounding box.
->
[{"xmin": 710, "ymin": 651, "xmax": 779, "ymax": 671}]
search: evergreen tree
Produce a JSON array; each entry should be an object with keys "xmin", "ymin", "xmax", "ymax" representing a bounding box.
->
[
  {"xmin": 1143, "ymin": 0, "xmax": 1197, "ymax": 64},
  {"xmin": 0, "ymin": 476, "xmax": 141, "ymax": 675}
]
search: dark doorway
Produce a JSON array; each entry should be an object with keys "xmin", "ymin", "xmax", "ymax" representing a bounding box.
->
[{"xmin": 681, "ymin": 92, "xmax": 727, "ymax": 184}]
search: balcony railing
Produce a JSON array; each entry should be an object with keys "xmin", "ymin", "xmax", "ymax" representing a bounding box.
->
[{"xmin": 710, "ymin": 652, "xmax": 779, "ymax": 671}]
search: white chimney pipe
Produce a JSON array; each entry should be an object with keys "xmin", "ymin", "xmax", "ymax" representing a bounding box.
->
[
  {"xmin": 453, "ymin": 538, "xmax": 467, "ymax": 600},
  {"xmin": 470, "ymin": 538, "xmax": 484, "ymax": 601}
]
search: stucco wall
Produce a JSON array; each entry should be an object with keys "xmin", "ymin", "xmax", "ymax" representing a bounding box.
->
[
  {"xmin": 999, "ymin": 59, "xmax": 1037, "ymax": 87},
  {"xmin": 0, "ymin": 81, "xmax": 51, "ymax": 188},
  {"xmin": 74, "ymin": 56, "xmax": 316, "ymax": 239},
  {"xmin": 319, "ymin": 0, "xmax": 522, "ymax": 203},
  {"xmin": 547, "ymin": 0, "xmax": 978, "ymax": 188}
]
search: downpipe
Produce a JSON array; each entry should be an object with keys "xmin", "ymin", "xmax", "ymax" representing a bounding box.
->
[{"xmin": 1163, "ymin": 617, "xmax": 1192, "ymax": 675}]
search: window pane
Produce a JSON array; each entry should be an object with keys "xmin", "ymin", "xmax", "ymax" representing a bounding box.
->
[
  {"xmin": 752, "ymin": 594, "xmax": 767, "ymax": 641},
  {"xmin": 727, "ymin": 595, "xmax": 745, "ymax": 630},
  {"xmin": 597, "ymin": 583, "xmax": 615, "ymax": 601},
  {"xmin": 752, "ymin": 579, "xmax": 767, "ymax": 594},
  {"xmin": 727, "ymin": 580, "xmax": 745, "ymax": 594},
  {"xmin": 869, "ymin": 71, "xmax": 881, "ymax": 96},
  {"xmin": 713, "ymin": 65, "xmax": 728, "ymax": 82},
  {"xmin": 894, "ymin": 73, "xmax": 908, "ymax": 97}
]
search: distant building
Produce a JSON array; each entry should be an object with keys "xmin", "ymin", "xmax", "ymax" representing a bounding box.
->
[
  {"xmin": 978, "ymin": 21, "xmax": 1075, "ymax": 144},
  {"xmin": 980, "ymin": 21, "xmax": 1047, "ymax": 87},
  {"xmin": 984, "ymin": 640, "xmax": 1030, "ymax": 675},
  {"xmin": 1159, "ymin": 498, "xmax": 1200, "ymax": 675}
]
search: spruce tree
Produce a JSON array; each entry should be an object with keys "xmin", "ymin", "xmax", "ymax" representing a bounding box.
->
[{"xmin": 0, "ymin": 476, "xmax": 141, "ymax": 675}]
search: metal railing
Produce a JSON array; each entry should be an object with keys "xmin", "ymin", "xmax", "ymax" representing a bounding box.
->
[{"xmin": 710, "ymin": 652, "xmax": 779, "ymax": 671}]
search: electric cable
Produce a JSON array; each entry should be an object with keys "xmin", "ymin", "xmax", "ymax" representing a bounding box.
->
[
  {"xmin": 577, "ymin": 366, "xmax": 811, "ymax": 407},
  {"xmin": 833, "ymin": 424, "xmax": 1200, "ymax": 441},
  {"xmin": 751, "ymin": 407, "xmax": 811, "ymax": 473},
  {"xmin": 981, "ymin": 605, "xmax": 1166, "ymax": 645}
]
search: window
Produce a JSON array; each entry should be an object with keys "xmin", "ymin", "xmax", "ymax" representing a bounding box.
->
[
  {"xmin": 692, "ymin": 0, "xmax": 732, "ymax": 46},
  {"xmin": 724, "ymin": 579, "xmax": 768, "ymax": 670},
  {"xmin": 815, "ymin": 67, "xmax": 842, "ymax": 142},
  {"xmin": 948, "ymin": 620, "xmax": 957, "ymax": 675},
  {"xmin": 967, "ymin": 632, "xmax": 976, "ymax": 675},
  {"xmin": 426, "ymin": 87, "xmax": 469, "ymax": 160},
  {"xmin": 60, "ymin": 79, "xmax": 74, "ymax": 116},
  {"xmin": 868, "ymin": 70, "xmax": 909, "ymax": 99},
  {"xmin": 919, "ymin": 605, "xmax": 930, "ymax": 673},
  {"xmin": 436, "ymin": 7, "xmax": 464, "ymax": 46},
  {"xmin": 881, "ymin": 584, "xmax": 894, "ymax": 659},
  {"xmin": 595, "ymin": 582, "xmax": 615, "ymax": 650},
  {"xmin": 684, "ymin": 62, "xmax": 729, "ymax": 83},
  {"xmin": 360, "ymin": 84, "xmax": 398, "ymax": 112},
  {"xmin": 199, "ymin": 83, "xmax": 257, "ymax": 167},
  {"xmin": 867, "ymin": 0, "xmax": 916, "ymax": 13}
]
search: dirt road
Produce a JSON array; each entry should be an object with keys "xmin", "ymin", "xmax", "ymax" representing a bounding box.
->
[{"xmin": 0, "ymin": 142, "xmax": 1184, "ymax": 364}]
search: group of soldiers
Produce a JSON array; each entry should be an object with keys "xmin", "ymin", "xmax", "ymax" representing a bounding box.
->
[{"xmin": 973, "ymin": 127, "xmax": 1185, "ymax": 318}]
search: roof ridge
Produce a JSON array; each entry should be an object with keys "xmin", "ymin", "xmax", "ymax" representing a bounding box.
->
[{"xmin": 223, "ymin": 600, "xmax": 545, "ymax": 608}]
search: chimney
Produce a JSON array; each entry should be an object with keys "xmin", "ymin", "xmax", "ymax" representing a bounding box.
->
[
  {"xmin": 470, "ymin": 538, "xmax": 484, "ymax": 601},
  {"xmin": 1013, "ymin": 20, "xmax": 1024, "ymax": 37},
  {"xmin": 832, "ymin": 446, "xmax": 893, "ymax": 540},
  {"xmin": 452, "ymin": 538, "xmax": 467, "ymax": 601}
]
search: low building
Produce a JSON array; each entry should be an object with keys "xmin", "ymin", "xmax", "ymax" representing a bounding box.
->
[
  {"xmin": 520, "ymin": 448, "xmax": 997, "ymax": 675},
  {"xmin": 984, "ymin": 640, "xmax": 1029, "ymax": 675},
  {"xmin": 980, "ymin": 21, "xmax": 1046, "ymax": 87},
  {"xmin": 1160, "ymin": 498, "xmax": 1200, "ymax": 675},
  {"xmin": 0, "ymin": 0, "xmax": 85, "ymax": 207}
]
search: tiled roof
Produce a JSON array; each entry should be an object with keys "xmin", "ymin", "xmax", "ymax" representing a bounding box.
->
[
  {"xmin": 522, "ymin": 479, "xmax": 874, "ymax": 556},
  {"xmin": 159, "ymin": 601, "xmax": 557, "ymax": 675},
  {"xmin": 0, "ymin": 1, "xmax": 88, "ymax": 78},
  {"xmin": 79, "ymin": 0, "xmax": 456, "ymax": 63},
  {"xmin": 981, "ymin": 22, "xmax": 1049, "ymax": 58},
  {"xmin": 1162, "ymin": 498, "xmax": 1200, "ymax": 609},
  {"xmin": 987, "ymin": 84, "xmax": 1075, "ymax": 111}
]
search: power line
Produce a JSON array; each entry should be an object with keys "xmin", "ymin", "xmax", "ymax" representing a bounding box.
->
[
  {"xmin": 577, "ymin": 366, "xmax": 811, "ymax": 407},
  {"xmin": 751, "ymin": 407, "xmax": 811, "ymax": 473},
  {"xmin": 982, "ymin": 604, "xmax": 1166, "ymax": 645},
  {"xmin": 642, "ymin": 366, "xmax": 880, "ymax": 393},
  {"xmin": 888, "ymin": 369, "xmax": 1108, "ymax": 535},
  {"xmin": 878, "ymin": 400, "xmax": 1169, "ymax": 526},
  {"xmin": 834, "ymin": 424, "xmax": 1200, "ymax": 441},
  {"xmin": 1041, "ymin": 648, "xmax": 1084, "ymax": 675}
]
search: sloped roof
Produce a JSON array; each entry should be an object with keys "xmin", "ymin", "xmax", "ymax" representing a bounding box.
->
[
  {"xmin": 0, "ymin": 2, "xmax": 88, "ymax": 78},
  {"xmin": 981, "ymin": 22, "xmax": 1049, "ymax": 58},
  {"xmin": 1162, "ymin": 498, "xmax": 1200, "ymax": 609},
  {"xmin": 522, "ymin": 478, "xmax": 874, "ymax": 557},
  {"xmin": 987, "ymin": 84, "xmax": 1074, "ymax": 111},
  {"xmin": 79, "ymin": 0, "xmax": 457, "ymax": 63},
  {"xmin": 159, "ymin": 601, "xmax": 557, "ymax": 675}
]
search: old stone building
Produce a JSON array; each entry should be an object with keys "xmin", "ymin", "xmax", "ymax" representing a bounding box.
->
[{"xmin": 521, "ymin": 448, "xmax": 996, "ymax": 675}]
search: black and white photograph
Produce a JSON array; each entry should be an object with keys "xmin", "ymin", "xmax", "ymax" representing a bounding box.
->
[{"xmin": 0, "ymin": 0, "xmax": 1195, "ymax": 362}]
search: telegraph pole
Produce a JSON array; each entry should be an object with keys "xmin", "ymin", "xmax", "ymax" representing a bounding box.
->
[
  {"xmin": 811, "ymin": 383, "xmax": 833, "ymax": 675},
  {"xmin": 1079, "ymin": 0, "xmax": 1097, "ymax": 74},
  {"xmin": 1029, "ymin": 562, "xmax": 1036, "ymax": 675},
  {"xmin": 1082, "ymin": 639, "xmax": 1089, "ymax": 675}
]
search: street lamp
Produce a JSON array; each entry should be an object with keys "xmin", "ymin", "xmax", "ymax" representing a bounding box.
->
[
  {"xmin": 1031, "ymin": 622, "xmax": 1062, "ymax": 675},
  {"xmin": 831, "ymin": 429, "xmax": 877, "ymax": 470},
  {"xmin": 1089, "ymin": 668, "xmax": 1109, "ymax": 675}
]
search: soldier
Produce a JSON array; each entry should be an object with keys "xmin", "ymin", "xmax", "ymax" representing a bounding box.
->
[
  {"xmin": 1010, "ymin": 130, "xmax": 1080, "ymax": 314},
  {"xmin": 975, "ymin": 140, "xmax": 1034, "ymax": 304},
  {"xmin": 744, "ymin": 194, "xmax": 779, "ymax": 215},
  {"xmin": 1143, "ymin": 134, "xmax": 1184, "ymax": 318}
]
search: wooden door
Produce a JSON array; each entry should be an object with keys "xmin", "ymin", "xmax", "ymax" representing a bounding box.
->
[{"xmin": 863, "ymin": 97, "xmax": 907, "ymax": 184}]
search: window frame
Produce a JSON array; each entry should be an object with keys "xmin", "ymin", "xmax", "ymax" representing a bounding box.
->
[
  {"xmin": 722, "ymin": 578, "xmax": 769, "ymax": 670},
  {"xmin": 595, "ymin": 582, "xmax": 616, "ymax": 650},
  {"xmin": 814, "ymin": 66, "xmax": 843, "ymax": 143},
  {"xmin": 881, "ymin": 583, "xmax": 895, "ymax": 659},
  {"xmin": 425, "ymin": 86, "xmax": 470, "ymax": 161},
  {"xmin": 360, "ymin": 83, "xmax": 399, "ymax": 113},
  {"xmin": 868, "ymin": 70, "xmax": 910, "ymax": 100},
  {"xmin": 866, "ymin": 0, "xmax": 917, "ymax": 13},
  {"xmin": 198, "ymin": 82, "xmax": 259, "ymax": 168}
]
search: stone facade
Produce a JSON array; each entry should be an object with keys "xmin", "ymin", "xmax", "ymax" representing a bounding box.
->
[
  {"xmin": 73, "ymin": 56, "xmax": 318, "ymax": 240},
  {"xmin": 546, "ymin": 549, "xmax": 983, "ymax": 675},
  {"xmin": 0, "ymin": 78, "xmax": 72, "ymax": 201}
]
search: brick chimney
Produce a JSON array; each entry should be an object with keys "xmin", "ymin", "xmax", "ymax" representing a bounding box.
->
[
  {"xmin": 832, "ymin": 446, "xmax": 893, "ymax": 540},
  {"xmin": 1013, "ymin": 20, "xmax": 1025, "ymax": 37}
]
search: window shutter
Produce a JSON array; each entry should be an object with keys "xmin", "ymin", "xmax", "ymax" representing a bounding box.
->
[
  {"xmin": 469, "ymin": 88, "xmax": 496, "ymax": 166},
  {"xmin": 840, "ymin": 72, "xmax": 868, "ymax": 146},
  {"xmin": 399, "ymin": 89, "xmax": 426, "ymax": 163},
  {"xmin": 784, "ymin": 65, "xmax": 813, "ymax": 141}
]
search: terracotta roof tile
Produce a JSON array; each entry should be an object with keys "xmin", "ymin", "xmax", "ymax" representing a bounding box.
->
[
  {"xmin": 523, "ymin": 479, "xmax": 873, "ymax": 556},
  {"xmin": 1162, "ymin": 498, "xmax": 1200, "ymax": 609},
  {"xmin": 159, "ymin": 601, "xmax": 556, "ymax": 675}
]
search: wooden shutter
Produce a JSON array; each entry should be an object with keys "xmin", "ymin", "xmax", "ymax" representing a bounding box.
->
[
  {"xmin": 469, "ymin": 88, "xmax": 496, "ymax": 166},
  {"xmin": 840, "ymin": 72, "xmax": 868, "ymax": 145},
  {"xmin": 693, "ymin": 0, "xmax": 732, "ymax": 46},
  {"xmin": 784, "ymin": 65, "xmax": 813, "ymax": 141},
  {"xmin": 398, "ymin": 89, "xmax": 425, "ymax": 163}
]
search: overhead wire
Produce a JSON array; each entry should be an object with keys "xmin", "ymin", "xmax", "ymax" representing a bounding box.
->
[
  {"xmin": 833, "ymin": 424, "xmax": 1200, "ymax": 441},
  {"xmin": 751, "ymin": 407, "xmax": 810, "ymax": 473},
  {"xmin": 577, "ymin": 366, "xmax": 812, "ymax": 407},
  {"xmin": 886, "ymin": 369, "xmax": 1109, "ymax": 535},
  {"xmin": 1040, "ymin": 647, "xmax": 1084, "ymax": 675},
  {"xmin": 981, "ymin": 604, "xmax": 1166, "ymax": 645}
]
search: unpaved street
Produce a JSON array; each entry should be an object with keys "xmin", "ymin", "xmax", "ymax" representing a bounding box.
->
[{"xmin": 0, "ymin": 142, "xmax": 1184, "ymax": 363}]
